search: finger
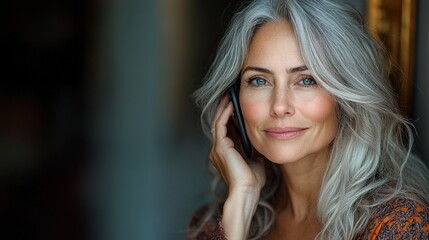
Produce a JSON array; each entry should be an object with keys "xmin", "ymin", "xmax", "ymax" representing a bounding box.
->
[
  {"xmin": 214, "ymin": 102, "xmax": 234, "ymax": 142},
  {"xmin": 211, "ymin": 98, "xmax": 232, "ymax": 143},
  {"xmin": 210, "ymin": 102, "xmax": 235, "ymax": 172},
  {"xmin": 212, "ymin": 95, "xmax": 230, "ymax": 129}
]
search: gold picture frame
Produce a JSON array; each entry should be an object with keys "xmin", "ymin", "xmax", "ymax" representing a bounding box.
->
[{"xmin": 366, "ymin": 0, "xmax": 416, "ymax": 116}]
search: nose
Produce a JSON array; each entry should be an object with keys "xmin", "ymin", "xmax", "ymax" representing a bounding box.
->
[{"xmin": 270, "ymin": 87, "xmax": 295, "ymax": 118}]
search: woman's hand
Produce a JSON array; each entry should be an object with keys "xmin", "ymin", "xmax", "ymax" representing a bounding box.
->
[
  {"xmin": 210, "ymin": 95, "xmax": 266, "ymax": 192},
  {"xmin": 209, "ymin": 95, "xmax": 266, "ymax": 239}
]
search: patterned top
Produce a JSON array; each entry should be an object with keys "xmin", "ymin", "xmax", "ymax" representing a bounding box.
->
[
  {"xmin": 188, "ymin": 198, "xmax": 429, "ymax": 239},
  {"xmin": 356, "ymin": 198, "xmax": 429, "ymax": 239}
]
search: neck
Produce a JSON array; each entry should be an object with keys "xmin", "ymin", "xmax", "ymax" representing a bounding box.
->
[{"xmin": 277, "ymin": 152, "xmax": 329, "ymax": 221}]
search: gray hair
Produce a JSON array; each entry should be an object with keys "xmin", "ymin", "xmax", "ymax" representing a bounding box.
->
[{"xmin": 191, "ymin": 0, "xmax": 429, "ymax": 239}]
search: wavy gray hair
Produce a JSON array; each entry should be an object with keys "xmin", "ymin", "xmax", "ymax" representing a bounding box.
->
[{"xmin": 190, "ymin": 0, "xmax": 429, "ymax": 239}]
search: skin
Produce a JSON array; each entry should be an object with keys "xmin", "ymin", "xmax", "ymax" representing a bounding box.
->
[{"xmin": 210, "ymin": 20, "xmax": 337, "ymax": 239}]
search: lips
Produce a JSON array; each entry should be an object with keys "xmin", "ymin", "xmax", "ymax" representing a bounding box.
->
[{"xmin": 264, "ymin": 127, "xmax": 307, "ymax": 139}]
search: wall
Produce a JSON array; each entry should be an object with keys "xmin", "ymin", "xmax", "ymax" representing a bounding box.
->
[
  {"xmin": 87, "ymin": 0, "xmax": 211, "ymax": 239},
  {"xmin": 344, "ymin": 0, "xmax": 365, "ymax": 12},
  {"xmin": 413, "ymin": 0, "xmax": 429, "ymax": 164}
]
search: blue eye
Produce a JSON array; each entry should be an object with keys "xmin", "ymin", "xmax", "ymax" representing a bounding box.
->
[
  {"xmin": 249, "ymin": 77, "xmax": 268, "ymax": 87},
  {"xmin": 299, "ymin": 77, "xmax": 316, "ymax": 87}
]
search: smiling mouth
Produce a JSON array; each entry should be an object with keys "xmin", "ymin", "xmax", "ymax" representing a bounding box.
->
[{"xmin": 264, "ymin": 127, "xmax": 307, "ymax": 139}]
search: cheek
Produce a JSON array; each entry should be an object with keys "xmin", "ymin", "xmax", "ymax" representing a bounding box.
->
[
  {"xmin": 240, "ymin": 95, "xmax": 266, "ymax": 127},
  {"xmin": 304, "ymin": 97, "xmax": 336, "ymax": 122},
  {"xmin": 302, "ymin": 96, "xmax": 338, "ymax": 137},
  {"xmin": 239, "ymin": 92, "xmax": 272, "ymax": 144}
]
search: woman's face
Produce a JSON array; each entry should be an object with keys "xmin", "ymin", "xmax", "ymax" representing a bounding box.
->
[{"xmin": 240, "ymin": 20, "xmax": 337, "ymax": 165}]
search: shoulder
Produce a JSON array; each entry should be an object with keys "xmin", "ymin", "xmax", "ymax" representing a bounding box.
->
[
  {"xmin": 358, "ymin": 197, "xmax": 429, "ymax": 239},
  {"xmin": 187, "ymin": 205, "xmax": 220, "ymax": 240}
]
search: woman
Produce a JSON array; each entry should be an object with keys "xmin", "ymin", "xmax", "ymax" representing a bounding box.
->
[{"xmin": 188, "ymin": 0, "xmax": 429, "ymax": 239}]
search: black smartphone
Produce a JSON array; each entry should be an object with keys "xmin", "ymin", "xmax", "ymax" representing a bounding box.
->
[{"xmin": 228, "ymin": 82, "xmax": 253, "ymax": 158}]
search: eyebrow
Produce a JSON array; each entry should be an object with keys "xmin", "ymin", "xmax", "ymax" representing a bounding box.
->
[
  {"xmin": 287, "ymin": 65, "xmax": 308, "ymax": 73},
  {"xmin": 241, "ymin": 65, "xmax": 308, "ymax": 75}
]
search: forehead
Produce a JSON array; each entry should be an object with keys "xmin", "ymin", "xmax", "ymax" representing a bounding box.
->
[
  {"xmin": 244, "ymin": 20, "xmax": 304, "ymax": 68},
  {"xmin": 254, "ymin": 20, "xmax": 295, "ymax": 37}
]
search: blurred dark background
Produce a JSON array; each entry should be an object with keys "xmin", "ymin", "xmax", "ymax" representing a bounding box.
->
[
  {"xmin": 0, "ymin": 0, "xmax": 427, "ymax": 239},
  {"xmin": 1, "ymin": 0, "xmax": 91, "ymax": 239}
]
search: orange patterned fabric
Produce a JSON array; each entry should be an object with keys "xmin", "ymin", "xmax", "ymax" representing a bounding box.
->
[
  {"xmin": 188, "ymin": 198, "xmax": 429, "ymax": 239},
  {"xmin": 356, "ymin": 198, "xmax": 429, "ymax": 239}
]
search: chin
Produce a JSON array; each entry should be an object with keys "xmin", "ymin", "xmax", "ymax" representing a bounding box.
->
[
  {"xmin": 259, "ymin": 148, "xmax": 303, "ymax": 164},
  {"xmin": 267, "ymin": 157, "xmax": 301, "ymax": 165}
]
